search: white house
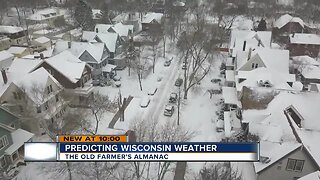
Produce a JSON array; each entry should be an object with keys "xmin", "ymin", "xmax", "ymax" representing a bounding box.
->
[{"xmin": 32, "ymin": 36, "xmax": 52, "ymax": 49}]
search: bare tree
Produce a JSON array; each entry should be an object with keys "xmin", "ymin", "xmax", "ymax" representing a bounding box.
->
[
  {"xmin": 131, "ymin": 47, "xmax": 152, "ymax": 91},
  {"xmin": 148, "ymin": 27, "xmax": 163, "ymax": 73},
  {"xmin": 196, "ymin": 162, "xmax": 242, "ymax": 180},
  {"xmin": 87, "ymin": 92, "xmax": 117, "ymax": 134}
]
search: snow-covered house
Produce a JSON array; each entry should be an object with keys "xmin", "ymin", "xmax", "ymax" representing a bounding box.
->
[
  {"xmin": 82, "ymin": 31, "xmax": 122, "ymax": 58},
  {"xmin": 92, "ymin": 9, "xmax": 102, "ymax": 22},
  {"xmin": 0, "ymin": 26, "xmax": 28, "ymax": 46},
  {"xmin": 0, "ymin": 51, "xmax": 14, "ymax": 70},
  {"xmin": 141, "ymin": 12, "xmax": 163, "ymax": 31},
  {"xmin": 225, "ymin": 70, "xmax": 235, "ymax": 87},
  {"xmin": 229, "ymin": 30, "xmax": 272, "ymax": 58},
  {"xmin": 112, "ymin": 12, "xmax": 140, "ymax": 32},
  {"xmin": 0, "ymin": 123, "xmax": 34, "ymax": 170},
  {"xmin": 32, "ymin": 36, "xmax": 52, "ymax": 49},
  {"xmin": 95, "ymin": 23, "xmax": 134, "ymax": 40},
  {"xmin": 32, "ymin": 51, "xmax": 93, "ymax": 105},
  {"xmin": 243, "ymin": 92, "xmax": 320, "ymax": 180},
  {"xmin": 273, "ymin": 14, "xmax": 305, "ymax": 38},
  {"xmin": 0, "ymin": 67, "xmax": 65, "ymax": 136},
  {"xmin": 61, "ymin": 28, "xmax": 82, "ymax": 41},
  {"xmin": 27, "ymin": 8, "xmax": 64, "ymax": 28},
  {"xmin": 288, "ymin": 33, "xmax": 320, "ymax": 58},
  {"xmin": 53, "ymin": 40, "xmax": 109, "ymax": 80},
  {"xmin": 7, "ymin": 46, "xmax": 30, "ymax": 58}
]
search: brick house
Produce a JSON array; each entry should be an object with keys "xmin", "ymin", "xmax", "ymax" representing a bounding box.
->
[{"xmin": 287, "ymin": 33, "xmax": 320, "ymax": 58}]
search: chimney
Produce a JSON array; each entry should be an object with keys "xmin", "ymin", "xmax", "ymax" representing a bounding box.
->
[
  {"xmin": 1, "ymin": 69, "xmax": 8, "ymax": 84},
  {"xmin": 96, "ymin": 28, "xmax": 99, "ymax": 33},
  {"xmin": 40, "ymin": 53, "xmax": 44, "ymax": 59},
  {"xmin": 242, "ymin": 40, "xmax": 247, "ymax": 51},
  {"xmin": 248, "ymin": 48, "xmax": 252, "ymax": 61},
  {"xmin": 68, "ymin": 41, "xmax": 71, "ymax": 49},
  {"xmin": 292, "ymin": 32, "xmax": 295, "ymax": 38},
  {"xmin": 258, "ymin": 39, "xmax": 261, "ymax": 47}
]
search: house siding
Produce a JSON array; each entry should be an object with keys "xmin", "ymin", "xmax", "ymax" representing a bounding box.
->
[
  {"xmin": 0, "ymin": 108, "xmax": 20, "ymax": 128},
  {"xmin": 238, "ymin": 55, "xmax": 266, "ymax": 71},
  {"xmin": 257, "ymin": 148, "xmax": 318, "ymax": 180},
  {"xmin": 0, "ymin": 129, "xmax": 13, "ymax": 157},
  {"xmin": 288, "ymin": 44, "xmax": 320, "ymax": 58}
]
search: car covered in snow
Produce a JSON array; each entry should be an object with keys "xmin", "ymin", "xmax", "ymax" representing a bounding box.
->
[
  {"xmin": 112, "ymin": 75, "xmax": 121, "ymax": 81},
  {"xmin": 114, "ymin": 81, "xmax": 121, "ymax": 87},
  {"xmin": 140, "ymin": 96, "xmax": 150, "ymax": 108},
  {"xmin": 169, "ymin": 93, "xmax": 178, "ymax": 103},
  {"xmin": 147, "ymin": 87, "xmax": 158, "ymax": 95},
  {"xmin": 164, "ymin": 60, "xmax": 171, "ymax": 66},
  {"xmin": 182, "ymin": 63, "xmax": 187, "ymax": 70},
  {"xmin": 164, "ymin": 104, "xmax": 174, "ymax": 116},
  {"xmin": 92, "ymin": 80, "xmax": 105, "ymax": 87},
  {"xmin": 175, "ymin": 78, "xmax": 183, "ymax": 87}
]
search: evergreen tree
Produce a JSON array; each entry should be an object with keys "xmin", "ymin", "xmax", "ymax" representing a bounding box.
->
[
  {"xmin": 257, "ymin": 18, "xmax": 267, "ymax": 31},
  {"xmin": 74, "ymin": 0, "xmax": 94, "ymax": 30}
]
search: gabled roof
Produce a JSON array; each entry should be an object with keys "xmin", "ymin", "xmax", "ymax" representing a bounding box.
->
[
  {"xmin": 82, "ymin": 31, "xmax": 119, "ymax": 53},
  {"xmin": 230, "ymin": 30, "xmax": 272, "ymax": 50},
  {"xmin": 45, "ymin": 51, "xmax": 87, "ymax": 83},
  {"xmin": 291, "ymin": 56, "xmax": 320, "ymax": 66},
  {"xmin": 248, "ymin": 49, "xmax": 289, "ymax": 72},
  {"xmin": 299, "ymin": 171, "xmax": 320, "ymax": 180},
  {"xmin": 142, "ymin": 12, "xmax": 163, "ymax": 24},
  {"xmin": 274, "ymin": 14, "xmax": 304, "ymax": 29},
  {"xmin": 0, "ymin": 50, "xmax": 14, "ymax": 61},
  {"xmin": 254, "ymin": 140, "xmax": 301, "ymax": 173},
  {"xmin": 111, "ymin": 22, "xmax": 134, "ymax": 37},
  {"xmin": 301, "ymin": 66, "xmax": 320, "ymax": 79},
  {"xmin": 5, "ymin": 128, "xmax": 34, "ymax": 155},
  {"xmin": 0, "ymin": 26, "xmax": 24, "ymax": 34},
  {"xmin": 13, "ymin": 67, "xmax": 61, "ymax": 104},
  {"xmin": 53, "ymin": 40, "xmax": 106, "ymax": 63},
  {"xmin": 95, "ymin": 24, "xmax": 113, "ymax": 33},
  {"xmin": 289, "ymin": 33, "xmax": 320, "ymax": 45}
]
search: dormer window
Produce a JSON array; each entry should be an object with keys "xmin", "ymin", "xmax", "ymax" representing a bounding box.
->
[
  {"xmin": 0, "ymin": 136, "xmax": 9, "ymax": 150},
  {"xmin": 47, "ymin": 85, "xmax": 53, "ymax": 94}
]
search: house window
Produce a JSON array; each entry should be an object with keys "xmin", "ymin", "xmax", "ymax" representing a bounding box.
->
[
  {"xmin": 44, "ymin": 101, "xmax": 49, "ymax": 110},
  {"xmin": 255, "ymin": 64, "xmax": 258, "ymax": 68},
  {"xmin": 286, "ymin": 158, "xmax": 304, "ymax": 172},
  {"xmin": 55, "ymin": 94, "xmax": 59, "ymax": 102},
  {"xmin": 47, "ymin": 85, "xmax": 53, "ymax": 94},
  {"xmin": 19, "ymin": 105, "xmax": 23, "ymax": 113},
  {"xmin": 0, "ymin": 136, "xmax": 9, "ymax": 150},
  {"xmin": 13, "ymin": 92, "xmax": 22, "ymax": 100},
  {"xmin": 0, "ymin": 156, "xmax": 6, "ymax": 168},
  {"xmin": 36, "ymin": 106, "xmax": 42, "ymax": 113},
  {"xmin": 251, "ymin": 63, "xmax": 255, "ymax": 69},
  {"xmin": 10, "ymin": 123, "xmax": 15, "ymax": 128},
  {"xmin": 11, "ymin": 151, "xmax": 18, "ymax": 161}
]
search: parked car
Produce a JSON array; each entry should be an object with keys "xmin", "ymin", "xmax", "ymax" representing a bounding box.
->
[
  {"xmin": 114, "ymin": 81, "xmax": 121, "ymax": 87},
  {"xmin": 211, "ymin": 78, "xmax": 222, "ymax": 83},
  {"xmin": 169, "ymin": 93, "xmax": 178, "ymax": 103},
  {"xmin": 112, "ymin": 75, "xmax": 121, "ymax": 81},
  {"xmin": 164, "ymin": 104, "xmax": 174, "ymax": 116},
  {"xmin": 182, "ymin": 63, "xmax": 187, "ymax": 70},
  {"xmin": 92, "ymin": 80, "xmax": 105, "ymax": 87},
  {"xmin": 175, "ymin": 78, "xmax": 183, "ymax": 87},
  {"xmin": 140, "ymin": 96, "xmax": 150, "ymax": 108},
  {"xmin": 164, "ymin": 60, "xmax": 171, "ymax": 66},
  {"xmin": 148, "ymin": 87, "xmax": 158, "ymax": 95}
]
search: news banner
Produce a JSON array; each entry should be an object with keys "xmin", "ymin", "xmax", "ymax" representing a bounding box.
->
[{"xmin": 24, "ymin": 135, "xmax": 260, "ymax": 162}]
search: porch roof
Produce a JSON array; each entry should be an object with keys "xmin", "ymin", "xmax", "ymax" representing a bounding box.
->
[{"xmin": 5, "ymin": 129, "xmax": 34, "ymax": 155}]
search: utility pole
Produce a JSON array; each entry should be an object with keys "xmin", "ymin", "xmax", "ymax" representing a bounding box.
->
[{"xmin": 177, "ymin": 86, "xmax": 181, "ymax": 125}]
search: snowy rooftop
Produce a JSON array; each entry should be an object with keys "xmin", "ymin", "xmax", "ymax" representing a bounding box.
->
[
  {"xmin": 0, "ymin": 50, "xmax": 14, "ymax": 61},
  {"xmin": 5, "ymin": 128, "xmax": 34, "ymax": 155},
  {"xmin": 28, "ymin": 8, "xmax": 62, "ymax": 21},
  {"xmin": 0, "ymin": 25, "xmax": 24, "ymax": 34},
  {"xmin": 289, "ymin": 33, "xmax": 320, "ymax": 45},
  {"xmin": 224, "ymin": 111, "xmax": 241, "ymax": 137},
  {"xmin": 225, "ymin": 70, "xmax": 235, "ymax": 82},
  {"xmin": 222, "ymin": 87, "xmax": 240, "ymax": 106},
  {"xmin": 112, "ymin": 22, "xmax": 134, "ymax": 37},
  {"xmin": 237, "ymin": 49, "xmax": 290, "ymax": 73},
  {"xmin": 92, "ymin": 9, "xmax": 102, "ymax": 19},
  {"xmin": 230, "ymin": 30, "xmax": 272, "ymax": 50},
  {"xmin": 34, "ymin": 36, "xmax": 51, "ymax": 44},
  {"xmin": 45, "ymin": 51, "xmax": 86, "ymax": 83},
  {"xmin": 8, "ymin": 58, "xmax": 42, "ymax": 74},
  {"xmin": 236, "ymin": 68, "xmax": 295, "ymax": 91},
  {"xmin": 95, "ymin": 24, "xmax": 113, "ymax": 33},
  {"xmin": 142, "ymin": 12, "xmax": 163, "ymax": 24},
  {"xmin": 298, "ymin": 171, "xmax": 320, "ymax": 180},
  {"xmin": 254, "ymin": 140, "xmax": 301, "ymax": 173},
  {"xmin": 274, "ymin": 14, "xmax": 304, "ymax": 29},
  {"xmin": 112, "ymin": 12, "xmax": 140, "ymax": 23},
  {"xmin": 102, "ymin": 64, "xmax": 116, "ymax": 73},
  {"xmin": 13, "ymin": 67, "xmax": 61, "ymax": 104},
  {"xmin": 53, "ymin": 40, "xmax": 106, "ymax": 63},
  {"xmin": 301, "ymin": 66, "xmax": 320, "ymax": 79},
  {"xmin": 82, "ymin": 31, "xmax": 118, "ymax": 53},
  {"xmin": 291, "ymin": 56, "xmax": 320, "ymax": 66},
  {"xmin": 7, "ymin": 46, "xmax": 27, "ymax": 54}
]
